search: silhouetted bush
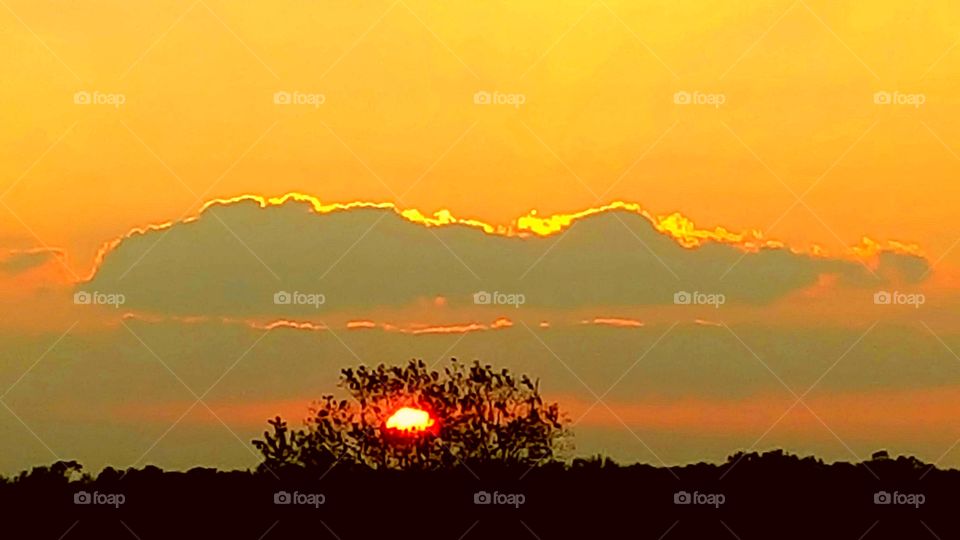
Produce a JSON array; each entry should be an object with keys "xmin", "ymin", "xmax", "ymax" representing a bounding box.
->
[{"xmin": 254, "ymin": 359, "xmax": 570, "ymax": 472}]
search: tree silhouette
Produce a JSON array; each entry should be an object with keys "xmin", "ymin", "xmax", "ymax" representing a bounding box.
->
[{"xmin": 253, "ymin": 359, "xmax": 569, "ymax": 471}]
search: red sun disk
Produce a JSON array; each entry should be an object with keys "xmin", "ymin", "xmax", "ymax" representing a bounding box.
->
[{"xmin": 385, "ymin": 407, "xmax": 435, "ymax": 435}]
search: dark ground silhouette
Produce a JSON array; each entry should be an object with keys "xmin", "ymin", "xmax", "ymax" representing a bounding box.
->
[{"xmin": 1, "ymin": 450, "xmax": 955, "ymax": 539}]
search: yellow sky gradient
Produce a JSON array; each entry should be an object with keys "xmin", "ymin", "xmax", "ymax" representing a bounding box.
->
[{"xmin": 2, "ymin": 0, "xmax": 960, "ymax": 280}]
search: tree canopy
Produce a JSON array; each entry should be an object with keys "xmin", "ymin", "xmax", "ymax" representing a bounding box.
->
[{"xmin": 253, "ymin": 359, "xmax": 569, "ymax": 471}]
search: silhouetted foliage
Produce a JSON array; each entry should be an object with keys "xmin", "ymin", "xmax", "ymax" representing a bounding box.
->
[
  {"xmin": 253, "ymin": 359, "xmax": 570, "ymax": 471},
  {"xmin": 8, "ymin": 460, "xmax": 87, "ymax": 487},
  {"xmin": 3, "ymin": 451, "xmax": 959, "ymax": 539}
]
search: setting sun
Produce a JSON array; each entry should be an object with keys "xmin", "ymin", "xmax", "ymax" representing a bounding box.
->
[{"xmin": 385, "ymin": 407, "xmax": 435, "ymax": 434}]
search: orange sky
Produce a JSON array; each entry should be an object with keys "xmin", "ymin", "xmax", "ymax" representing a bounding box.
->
[
  {"xmin": 2, "ymin": 0, "xmax": 960, "ymax": 281},
  {"xmin": 3, "ymin": 0, "xmax": 960, "ymax": 474}
]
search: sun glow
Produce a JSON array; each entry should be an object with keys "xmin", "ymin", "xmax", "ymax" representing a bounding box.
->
[{"xmin": 385, "ymin": 407, "xmax": 435, "ymax": 434}]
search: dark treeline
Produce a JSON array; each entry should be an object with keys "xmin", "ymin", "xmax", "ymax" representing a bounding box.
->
[{"xmin": 1, "ymin": 450, "xmax": 955, "ymax": 540}]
